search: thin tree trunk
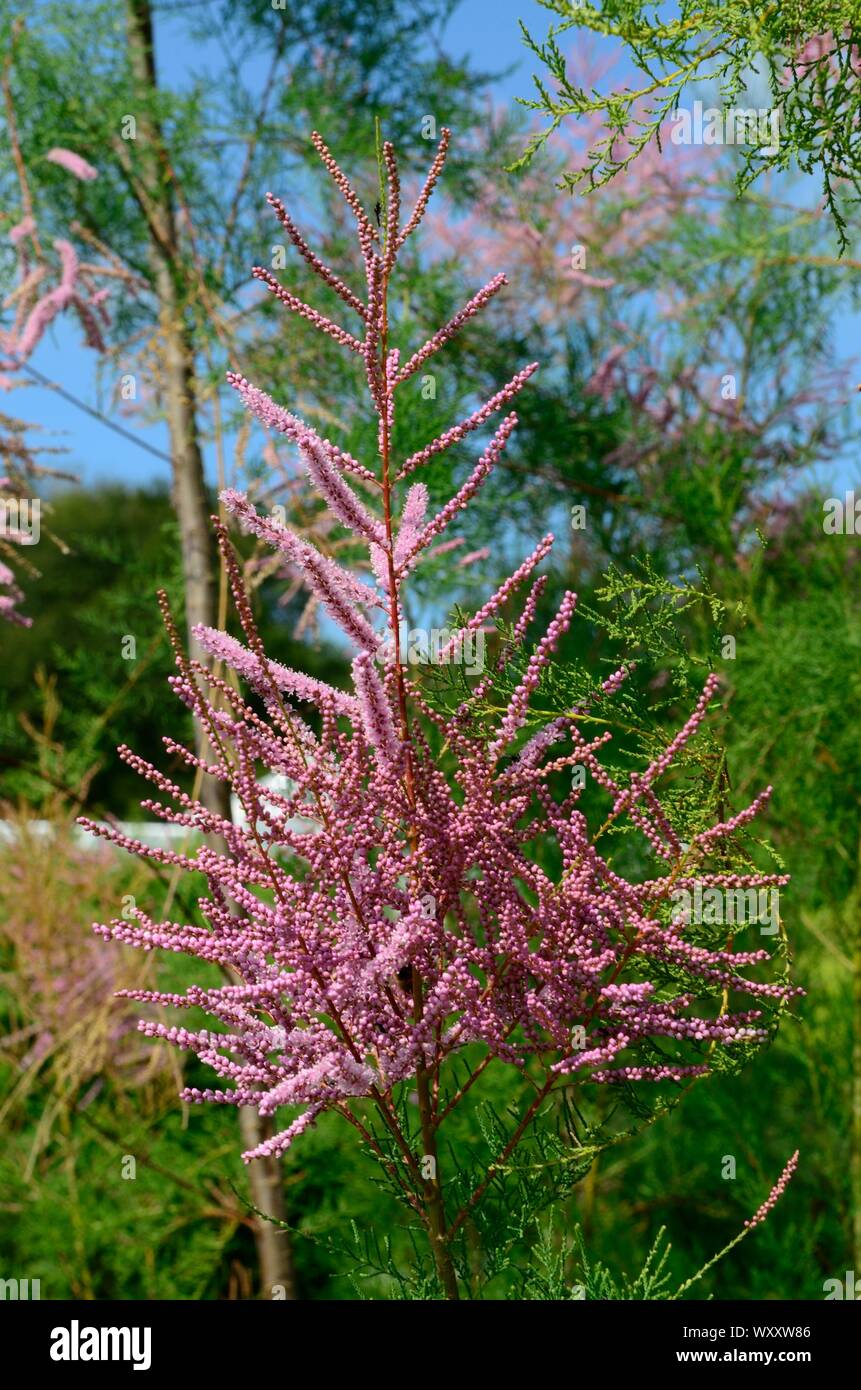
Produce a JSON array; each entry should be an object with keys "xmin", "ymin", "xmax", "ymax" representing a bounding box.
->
[
  {"xmin": 238, "ymin": 1109, "xmax": 297, "ymax": 1299},
  {"xmin": 123, "ymin": 0, "xmax": 221, "ymax": 802},
  {"xmin": 124, "ymin": 0, "xmax": 296, "ymax": 1298}
]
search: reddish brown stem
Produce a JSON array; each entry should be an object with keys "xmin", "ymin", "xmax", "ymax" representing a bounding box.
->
[{"xmin": 376, "ymin": 198, "xmax": 459, "ymax": 1299}]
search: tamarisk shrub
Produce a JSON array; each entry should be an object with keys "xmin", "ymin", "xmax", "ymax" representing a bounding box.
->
[{"xmin": 83, "ymin": 130, "xmax": 799, "ymax": 1300}]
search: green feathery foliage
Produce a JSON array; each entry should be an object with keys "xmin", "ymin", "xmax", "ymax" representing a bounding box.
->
[{"xmin": 514, "ymin": 1, "xmax": 861, "ymax": 250}]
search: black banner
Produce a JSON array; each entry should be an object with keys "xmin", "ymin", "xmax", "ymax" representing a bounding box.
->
[{"xmin": 2, "ymin": 1297, "xmax": 857, "ymax": 1375}]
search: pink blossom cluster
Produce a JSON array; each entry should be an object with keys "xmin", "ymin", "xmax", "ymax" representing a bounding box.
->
[
  {"xmin": 426, "ymin": 53, "xmax": 711, "ymax": 328},
  {"xmin": 85, "ymin": 131, "xmax": 798, "ymax": 1165},
  {"xmin": 1, "ymin": 147, "xmax": 112, "ymax": 379},
  {"xmin": 784, "ymin": 31, "xmax": 861, "ymax": 83},
  {"xmin": 744, "ymin": 1149, "xmax": 800, "ymax": 1228},
  {"xmin": 0, "ymin": 830, "xmax": 169, "ymax": 1102},
  {"xmin": 1, "ymin": 147, "xmax": 116, "ymax": 625},
  {"xmin": 0, "ymin": 558, "xmax": 30, "ymax": 627}
]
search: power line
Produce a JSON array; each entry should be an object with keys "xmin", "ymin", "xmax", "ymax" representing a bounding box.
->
[{"xmin": 14, "ymin": 359, "xmax": 174, "ymax": 466}]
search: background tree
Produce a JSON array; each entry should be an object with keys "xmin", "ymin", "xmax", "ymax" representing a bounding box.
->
[{"xmin": 515, "ymin": 0, "xmax": 861, "ymax": 250}]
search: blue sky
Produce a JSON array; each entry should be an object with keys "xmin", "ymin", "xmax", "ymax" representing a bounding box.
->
[{"xmin": 15, "ymin": 0, "xmax": 860, "ymax": 496}]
